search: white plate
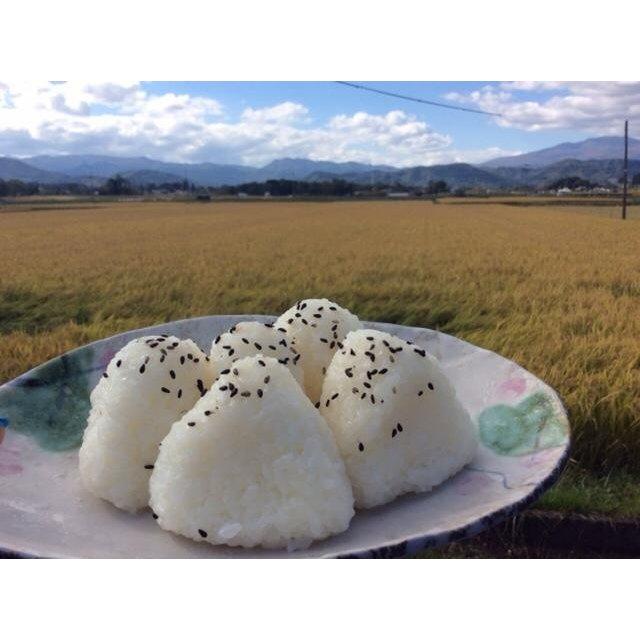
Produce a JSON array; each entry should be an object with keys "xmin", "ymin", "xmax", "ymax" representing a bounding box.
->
[{"xmin": 0, "ymin": 316, "xmax": 569, "ymax": 558}]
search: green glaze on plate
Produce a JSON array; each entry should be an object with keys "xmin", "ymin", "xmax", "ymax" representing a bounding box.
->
[
  {"xmin": 0, "ymin": 348, "xmax": 94, "ymax": 451},
  {"xmin": 478, "ymin": 391, "xmax": 568, "ymax": 456}
]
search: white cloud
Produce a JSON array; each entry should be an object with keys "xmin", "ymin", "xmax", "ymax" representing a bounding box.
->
[
  {"xmin": 0, "ymin": 81, "xmax": 512, "ymax": 167},
  {"xmin": 447, "ymin": 82, "xmax": 640, "ymax": 133}
]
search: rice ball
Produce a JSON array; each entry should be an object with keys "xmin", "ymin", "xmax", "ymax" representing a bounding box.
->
[
  {"xmin": 320, "ymin": 329, "xmax": 477, "ymax": 508},
  {"xmin": 79, "ymin": 335, "xmax": 215, "ymax": 512},
  {"xmin": 150, "ymin": 355, "xmax": 354, "ymax": 549},
  {"xmin": 210, "ymin": 321, "xmax": 303, "ymax": 387},
  {"xmin": 274, "ymin": 299, "xmax": 362, "ymax": 403}
]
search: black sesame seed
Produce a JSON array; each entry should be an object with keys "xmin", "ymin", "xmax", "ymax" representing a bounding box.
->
[
  {"xmin": 169, "ymin": 370, "xmax": 176, "ymax": 379},
  {"xmin": 330, "ymin": 341, "xmax": 335, "ymax": 349},
  {"xmin": 254, "ymin": 342, "xmax": 262, "ymax": 350},
  {"xmin": 428, "ymin": 382, "xmax": 434, "ymax": 390},
  {"xmin": 222, "ymin": 345, "xmax": 231, "ymax": 350},
  {"xmin": 264, "ymin": 376, "xmax": 270, "ymax": 384},
  {"xmin": 205, "ymin": 410, "xmax": 212, "ymax": 416},
  {"xmin": 241, "ymin": 391, "xmax": 251, "ymax": 397},
  {"xmin": 294, "ymin": 354, "xmax": 301, "ymax": 363},
  {"xmin": 414, "ymin": 348, "xmax": 426, "ymax": 357},
  {"xmin": 358, "ymin": 442, "xmax": 364, "ymax": 452},
  {"xmin": 257, "ymin": 389, "xmax": 263, "ymax": 398},
  {"xmin": 352, "ymin": 387, "xmax": 359, "ymax": 394},
  {"xmin": 198, "ymin": 529, "xmax": 208, "ymax": 538},
  {"xmin": 397, "ymin": 423, "xmax": 403, "ymax": 432},
  {"xmin": 221, "ymin": 368, "xmax": 231, "ymax": 375},
  {"xmin": 180, "ymin": 356, "xmax": 186, "ymax": 365},
  {"xmin": 345, "ymin": 367, "xmax": 353, "ymax": 377},
  {"xmin": 258, "ymin": 360, "xmax": 266, "ymax": 367},
  {"xmin": 301, "ymin": 318, "xmax": 308, "ymax": 325},
  {"xmin": 228, "ymin": 349, "xmax": 235, "ymax": 356},
  {"xmin": 230, "ymin": 388, "xmax": 238, "ymax": 398},
  {"xmin": 363, "ymin": 382, "xmax": 371, "ymax": 389},
  {"xmin": 317, "ymin": 306, "xmax": 324, "ymax": 311},
  {"xmin": 277, "ymin": 327, "xmax": 287, "ymax": 333},
  {"xmin": 161, "ymin": 387, "xmax": 170, "ymax": 393},
  {"xmin": 314, "ymin": 401, "xmax": 321, "ymax": 409},
  {"xmin": 187, "ymin": 353, "xmax": 193, "ymax": 360},
  {"xmin": 152, "ymin": 513, "xmax": 158, "ymax": 520},
  {"xmin": 116, "ymin": 360, "xmax": 122, "ymax": 367},
  {"xmin": 320, "ymin": 338, "xmax": 328, "ymax": 343},
  {"xmin": 233, "ymin": 368, "xmax": 239, "ymax": 376},
  {"xmin": 330, "ymin": 306, "xmax": 337, "ymax": 311},
  {"xmin": 149, "ymin": 342, "xmax": 158, "ymax": 348},
  {"xmin": 219, "ymin": 385, "xmax": 228, "ymax": 391},
  {"xmin": 242, "ymin": 338, "xmax": 250, "ymax": 344},
  {"xmin": 325, "ymin": 398, "xmax": 330, "ymax": 407},
  {"xmin": 366, "ymin": 336, "xmax": 374, "ymax": 341},
  {"xmin": 379, "ymin": 368, "xmax": 388, "ymax": 374},
  {"xmin": 295, "ymin": 312, "xmax": 301, "ymax": 318},
  {"xmin": 269, "ymin": 345, "xmax": 277, "ymax": 350},
  {"xmin": 370, "ymin": 394, "xmax": 376, "ymax": 404},
  {"xmin": 418, "ymin": 390, "xmax": 424, "ymax": 396},
  {"xmin": 144, "ymin": 464, "xmax": 154, "ymax": 470},
  {"xmin": 313, "ymin": 313, "xmax": 321, "ymax": 318},
  {"xmin": 214, "ymin": 336, "xmax": 221, "ymax": 344},
  {"xmin": 287, "ymin": 318, "xmax": 294, "ymax": 324},
  {"xmin": 361, "ymin": 392, "xmax": 366, "ymax": 399},
  {"xmin": 264, "ymin": 323, "xmax": 273, "ymax": 328},
  {"xmin": 350, "ymin": 349, "xmax": 356, "ymax": 356},
  {"xmin": 178, "ymin": 389, "xmax": 182, "ymax": 398},
  {"xmin": 392, "ymin": 429, "xmax": 397, "ymax": 438},
  {"xmin": 188, "ymin": 421, "xmax": 196, "ymax": 427}
]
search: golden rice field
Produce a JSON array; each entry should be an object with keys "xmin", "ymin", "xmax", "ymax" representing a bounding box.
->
[{"xmin": 2, "ymin": 198, "xmax": 640, "ymax": 476}]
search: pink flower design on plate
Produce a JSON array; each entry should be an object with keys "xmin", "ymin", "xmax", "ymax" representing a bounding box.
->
[
  {"xmin": 0, "ymin": 445, "xmax": 22, "ymax": 476},
  {"xmin": 498, "ymin": 377, "xmax": 527, "ymax": 398}
]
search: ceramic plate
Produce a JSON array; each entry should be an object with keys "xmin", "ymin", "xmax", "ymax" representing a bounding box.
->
[{"xmin": 0, "ymin": 315, "xmax": 569, "ymax": 558}]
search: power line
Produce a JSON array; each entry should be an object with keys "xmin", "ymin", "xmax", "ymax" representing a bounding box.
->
[{"xmin": 335, "ymin": 81, "xmax": 502, "ymax": 117}]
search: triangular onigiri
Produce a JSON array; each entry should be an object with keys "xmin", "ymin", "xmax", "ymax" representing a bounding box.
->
[
  {"xmin": 320, "ymin": 329, "xmax": 477, "ymax": 508},
  {"xmin": 149, "ymin": 355, "xmax": 354, "ymax": 549},
  {"xmin": 79, "ymin": 335, "xmax": 215, "ymax": 512}
]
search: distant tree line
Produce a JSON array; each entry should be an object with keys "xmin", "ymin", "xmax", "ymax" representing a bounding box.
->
[
  {"xmin": 0, "ymin": 175, "xmax": 452, "ymax": 198},
  {"xmin": 546, "ymin": 176, "xmax": 598, "ymax": 191}
]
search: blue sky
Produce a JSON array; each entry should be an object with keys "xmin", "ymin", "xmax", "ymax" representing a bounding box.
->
[
  {"xmin": 1, "ymin": 81, "xmax": 638, "ymax": 166},
  {"xmin": 145, "ymin": 81, "xmax": 585, "ymax": 152}
]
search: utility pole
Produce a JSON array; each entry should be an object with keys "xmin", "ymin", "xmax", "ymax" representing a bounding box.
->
[{"xmin": 622, "ymin": 119, "xmax": 629, "ymax": 220}]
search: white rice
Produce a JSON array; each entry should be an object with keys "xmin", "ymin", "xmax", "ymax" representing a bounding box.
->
[
  {"xmin": 274, "ymin": 299, "xmax": 362, "ymax": 403},
  {"xmin": 320, "ymin": 329, "xmax": 477, "ymax": 508},
  {"xmin": 78, "ymin": 335, "xmax": 215, "ymax": 512},
  {"xmin": 149, "ymin": 355, "xmax": 354, "ymax": 549}
]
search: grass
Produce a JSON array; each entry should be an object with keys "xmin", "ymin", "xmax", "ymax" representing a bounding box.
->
[{"xmin": 2, "ymin": 199, "xmax": 640, "ymax": 499}]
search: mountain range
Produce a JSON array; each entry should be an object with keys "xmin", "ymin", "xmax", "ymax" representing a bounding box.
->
[{"xmin": 1, "ymin": 136, "xmax": 638, "ymax": 190}]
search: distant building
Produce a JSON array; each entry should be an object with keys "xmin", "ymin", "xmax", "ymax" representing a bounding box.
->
[
  {"xmin": 263, "ymin": 191, "xmax": 271, "ymax": 198},
  {"xmin": 196, "ymin": 193, "xmax": 211, "ymax": 201},
  {"xmin": 237, "ymin": 192, "xmax": 249, "ymax": 198},
  {"xmin": 556, "ymin": 187, "xmax": 572, "ymax": 196},
  {"xmin": 387, "ymin": 191, "xmax": 410, "ymax": 198}
]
